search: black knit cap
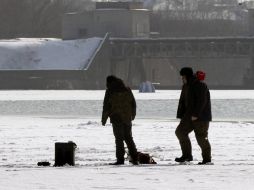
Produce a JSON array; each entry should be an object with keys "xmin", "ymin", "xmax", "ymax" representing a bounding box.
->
[
  {"xmin": 106, "ymin": 75, "xmax": 118, "ymax": 83},
  {"xmin": 180, "ymin": 67, "xmax": 194, "ymax": 77},
  {"xmin": 106, "ymin": 75, "xmax": 119, "ymax": 90}
]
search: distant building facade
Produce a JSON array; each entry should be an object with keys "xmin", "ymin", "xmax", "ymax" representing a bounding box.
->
[
  {"xmin": 62, "ymin": 2, "xmax": 150, "ymax": 39},
  {"xmin": 248, "ymin": 9, "xmax": 254, "ymax": 36}
]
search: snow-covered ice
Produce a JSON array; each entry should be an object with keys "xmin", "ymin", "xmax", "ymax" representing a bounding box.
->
[{"xmin": 1, "ymin": 90, "xmax": 254, "ymax": 189}]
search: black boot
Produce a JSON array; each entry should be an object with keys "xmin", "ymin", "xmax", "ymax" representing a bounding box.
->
[
  {"xmin": 175, "ymin": 155, "xmax": 193, "ymax": 163},
  {"xmin": 131, "ymin": 160, "xmax": 139, "ymax": 165},
  {"xmin": 109, "ymin": 160, "xmax": 124, "ymax": 165},
  {"xmin": 198, "ymin": 159, "xmax": 212, "ymax": 165}
]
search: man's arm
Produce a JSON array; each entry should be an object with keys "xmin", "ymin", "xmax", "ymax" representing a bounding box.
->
[
  {"xmin": 192, "ymin": 82, "xmax": 207, "ymax": 119},
  {"xmin": 129, "ymin": 88, "xmax": 136, "ymax": 120},
  {"xmin": 101, "ymin": 90, "xmax": 110, "ymax": 125},
  {"xmin": 176, "ymin": 85, "xmax": 186, "ymax": 119}
]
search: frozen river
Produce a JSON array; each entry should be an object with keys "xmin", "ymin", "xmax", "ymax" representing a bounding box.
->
[{"xmin": 0, "ymin": 90, "xmax": 254, "ymax": 190}]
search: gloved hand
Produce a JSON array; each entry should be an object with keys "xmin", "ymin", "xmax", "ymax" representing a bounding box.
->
[{"xmin": 191, "ymin": 116, "xmax": 198, "ymax": 121}]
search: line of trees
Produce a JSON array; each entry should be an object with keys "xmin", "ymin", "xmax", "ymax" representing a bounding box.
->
[{"xmin": 150, "ymin": 0, "xmax": 250, "ymax": 37}]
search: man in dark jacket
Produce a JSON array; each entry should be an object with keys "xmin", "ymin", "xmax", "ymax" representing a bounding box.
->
[
  {"xmin": 175, "ymin": 67, "xmax": 212, "ymax": 164},
  {"xmin": 101, "ymin": 75, "xmax": 138, "ymax": 165}
]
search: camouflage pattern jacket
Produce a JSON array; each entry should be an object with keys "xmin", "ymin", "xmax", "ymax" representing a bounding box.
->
[{"xmin": 101, "ymin": 88, "xmax": 136, "ymax": 125}]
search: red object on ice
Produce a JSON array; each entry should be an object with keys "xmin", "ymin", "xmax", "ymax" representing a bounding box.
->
[{"xmin": 196, "ymin": 71, "xmax": 206, "ymax": 81}]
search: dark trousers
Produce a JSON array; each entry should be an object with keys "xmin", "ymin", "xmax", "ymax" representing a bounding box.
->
[
  {"xmin": 175, "ymin": 120, "xmax": 211, "ymax": 161},
  {"xmin": 112, "ymin": 122, "xmax": 138, "ymax": 162}
]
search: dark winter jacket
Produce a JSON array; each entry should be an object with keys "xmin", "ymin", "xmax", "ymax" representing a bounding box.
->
[
  {"xmin": 101, "ymin": 85, "xmax": 136, "ymax": 125},
  {"xmin": 177, "ymin": 77, "xmax": 212, "ymax": 121}
]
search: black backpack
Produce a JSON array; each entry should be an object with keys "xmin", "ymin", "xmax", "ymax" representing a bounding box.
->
[{"xmin": 138, "ymin": 152, "xmax": 157, "ymax": 164}]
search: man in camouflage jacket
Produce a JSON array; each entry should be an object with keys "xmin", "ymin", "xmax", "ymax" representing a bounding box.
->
[{"xmin": 102, "ymin": 75, "xmax": 138, "ymax": 165}]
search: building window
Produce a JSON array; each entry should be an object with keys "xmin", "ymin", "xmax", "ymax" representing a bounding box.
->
[{"xmin": 79, "ymin": 28, "xmax": 87, "ymax": 38}]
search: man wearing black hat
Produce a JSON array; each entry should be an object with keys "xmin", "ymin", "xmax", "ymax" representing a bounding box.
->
[
  {"xmin": 175, "ymin": 67, "xmax": 212, "ymax": 164},
  {"xmin": 102, "ymin": 75, "xmax": 138, "ymax": 165}
]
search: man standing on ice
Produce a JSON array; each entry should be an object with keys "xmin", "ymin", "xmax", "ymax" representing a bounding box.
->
[
  {"xmin": 175, "ymin": 67, "xmax": 212, "ymax": 165},
  {"xmin": 101, "ymin": 75, "xmax": 138, "ymax": 165}
]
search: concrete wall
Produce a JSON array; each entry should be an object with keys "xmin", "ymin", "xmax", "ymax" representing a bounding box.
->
[
  {"xmin": 131, "ymin": 10, "xmax": 150, "ymax": 37},
  {"xmin": 93, "ymin": 10, "xmax": 133, "ymax": 38},
  {"xmin": 111, "ymin": 57, "xmax": 252, "ymax": 89},
  {"xmin": 62, "ymin": 9, "xmax": 150, "ymax": 39},
  {"xmin": 248, "ymin": 9, "xmax": 254, "ymax": 36},
  {"xmin": 62, "ymin": 12, "xmax": 94, "ymax": 40}
]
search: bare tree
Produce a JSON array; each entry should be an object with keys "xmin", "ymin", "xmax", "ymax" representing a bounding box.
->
[
  {"xmin": 0, "ymin": 0, "xmax": 93, "ymax": 39},
  {"xmin": 150, "ymin": 0, "xmax": 248, "ymax": 37}
]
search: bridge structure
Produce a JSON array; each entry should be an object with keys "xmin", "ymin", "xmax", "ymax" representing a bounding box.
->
[
  {"xmin": 109, "ymin": 37, "xmax": 254, "ymax": 88},
  {"xmin": 110, "ymin": 37, "xmax": 254, "ymax": 58}
]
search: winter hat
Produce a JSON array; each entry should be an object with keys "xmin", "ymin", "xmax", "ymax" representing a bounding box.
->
[
  {"xmin": 106, "ymin": 75, "xmax": 118, "ymax": 84},
  {"xmin": 180, "ymin": 67, "xmax": 194, "ymax": 78},
  {"xmin": 106, "ymin": 75, "xmax": 118, "ymax": 89}
]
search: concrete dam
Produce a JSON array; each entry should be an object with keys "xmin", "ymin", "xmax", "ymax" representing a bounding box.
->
[
  {"xmin": 0, "ymin": 36, "xmax": 253, "ymax": 89},
  {"xmin": 110, "ymin": 37, "xmax": 254, "ymax": 89}
]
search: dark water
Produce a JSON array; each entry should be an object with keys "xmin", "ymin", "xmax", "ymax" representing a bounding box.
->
[{"xmin": 0, "ymin": 99, "xmax": 253, "ymax": 121}]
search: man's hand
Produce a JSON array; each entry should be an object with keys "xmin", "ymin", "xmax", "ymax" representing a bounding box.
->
[{"xmin": 191, "ymin": 116, "xmax": 198, "ymax": 121}]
